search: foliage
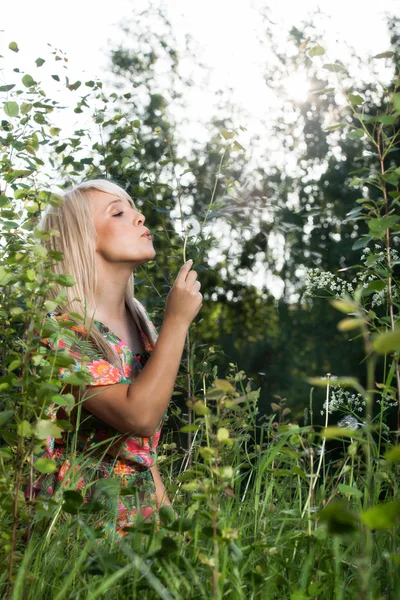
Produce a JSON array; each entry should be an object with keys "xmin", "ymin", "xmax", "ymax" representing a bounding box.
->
[{"xmin": 1, "ymin": 19, "xmax": 400, "ymax": 600}]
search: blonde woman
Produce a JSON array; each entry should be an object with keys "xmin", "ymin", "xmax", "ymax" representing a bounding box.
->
[{"xmin": 34, "ymin": 179, "xmax": 202, "ymax": 537}]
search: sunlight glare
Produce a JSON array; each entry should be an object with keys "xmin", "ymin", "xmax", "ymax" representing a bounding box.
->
[{"xmin": 281, "ymin": 71, "xmax": 310, "ymax": 103}]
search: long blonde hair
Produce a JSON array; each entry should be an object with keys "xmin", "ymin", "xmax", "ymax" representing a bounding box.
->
[{"xmin": 36, "ymin": 179, "xmax": 158, "ymax": 369}]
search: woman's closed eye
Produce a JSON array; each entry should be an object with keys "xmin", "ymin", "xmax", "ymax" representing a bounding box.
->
[{"xmin": 113, "ymin": 212, "xmax": 124, "ymax": 217}]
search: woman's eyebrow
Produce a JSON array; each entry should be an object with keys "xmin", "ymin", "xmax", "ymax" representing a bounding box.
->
[{"xmin": 103, "ymin": 198, "xmax": 131, "ymax": 213}]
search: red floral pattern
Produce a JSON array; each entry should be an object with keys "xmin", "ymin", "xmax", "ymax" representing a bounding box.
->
[{"xmin": 33, "ymin": 307, "xmax": 165, "ymax": 536}]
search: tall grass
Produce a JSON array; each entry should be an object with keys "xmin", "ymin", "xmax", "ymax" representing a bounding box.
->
[{"xmin": 3, "ymin": 367, "xmax": 400, "ymax": 600}]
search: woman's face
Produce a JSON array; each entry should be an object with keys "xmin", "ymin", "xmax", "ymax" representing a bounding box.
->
[{"xmin": 89, "ymin": 190, "xmax": 156, "ymax": 267}]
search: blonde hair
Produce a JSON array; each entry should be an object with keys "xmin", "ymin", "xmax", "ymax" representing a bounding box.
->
[{"xmin": 36, "ymin": 179, "xmax": 158, "ymax": 369}]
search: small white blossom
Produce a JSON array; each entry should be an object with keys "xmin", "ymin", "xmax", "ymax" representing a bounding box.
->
[
  {"xmin": 337, "ymin": 415, "xmax": 362, "ymax": 429},
  {"xmin": 321, "ymin": 387, "xmax": 366, "ymax": 416}
]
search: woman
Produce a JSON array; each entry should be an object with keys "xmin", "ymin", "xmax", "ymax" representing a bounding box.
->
[{"xmin": 34, "ymin": 179, "xmax": 202, "ymax": 537}]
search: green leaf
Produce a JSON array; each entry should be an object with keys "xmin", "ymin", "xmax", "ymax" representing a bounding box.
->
[
  {"xmin": 347, "ymin": 129, "xmax": 364, "ymax": 140},
  {"xmin": 159, "ymin": 505, "xmax": 175, "ymax": 526},
  {"xmin": 363, "ymin": 280, "xmax": 386, "ymax": 295},
  {"xmin": 43, "ymin": 301, "xmax": 58, "ymax": 314},
  {"xmin": 20, "ymin": 103, "xmax": 32, "ymax": 115},
  {"xmin": 49, "ymin": 193, "xmax": 64, "ymax": 206},
  {"xmin": 35, "ymin": 57, "xmax": 45, "ymax": 67},
  {"xmin": 354, "ymin": 112, "xmax": 375, "ymax": 122},
  {"xmin": 214, "ymin": 379, "xmax": 235, "ymax": 392},
  {"xmin": 319, "ymin": 500, "xmax": 359, "ymax": 534},
  {"xmin": 51, "ymin": 393, "xmax": 75, "ymax": 412},
  {"xmin": 94, "ymin": 478, "xmax": 120, "ymax": 497},
  {"xmin": 312, "ymin": 87, "xmax": 335, "ymax": 95},
  {"xmin": 373, "ymin": 330, "xmax": 400, "ymax": 354},
  {"xmin": 394, "ymin": 94, "xmax": 400, "ymax": 114},
  {"xmin": 323, "ymin": 63, "xmax": 347, "ymax": 74},
  {"xmin": 352, "ymin": 236, "xmax": 372, "ymax": 250},
  {"xmin": 372, "ymin": 51, "xmax": 394, "ymax": 59},
  {"xmin": 330, "ymin": 299, "xmax": 358, "ymax": 314},
  {"xmin": 22, "ymin": 74, "xmax": 36, "ymax": 88},
  {"xmin": 192, "ymin": 401, "xmax": 211, "ymax": 416},
  {"xmin": 368, "ymin": 216, "xmax": 400, "ymax": 235},
  {"xmin": 324, "ymin": 122, "xmax": 347, "ymax": 131},
  {"xmin": 51, "ymin": 75, "xmax": 60, "ymax": 82},
  {"xmin": 221, "ymin": 128, "xmax": 235, "ymax": 140},
  {"xmin": 375, "ymin": 115, "xmax": 397, "ymax": 125},
  {"xmin": 0, "ymin": 266, "xmax": 12, "ymax": 285},
  {"xmin": 9, "ymin": 42, "xmax": 19, "ymax": 53},
  {"xmin": 34, "ymin": 458, "xmax": 57, "ymax": 474},
  {"xmin": 62, "ymin": 490, "xmax": 84, "ymax": 514},
  {"xmin": 66, "ymin": 80, "xmax": 81, "ymax": 91},
  {"xmin": 384, "ymin": 446, "xmax": 400, "ymax": 462},
  {"xmin": 77, "ymin": 499, "xmax": 103, "ymax": 514},
  {"xmin": 232, "ymin": 140, "xmax": 245, "ymax": 152},
  {"xmin": 8, "ymin": 359, "xmax": 22, "ymax": 372},
  {"xmin": 361, "ymin": 500, "xmax": 400, "ymax": 530},
  {"xmin": 338, "ymin": 484, "xmax": 363, "ymax": 497},
  {"xmin": 34, "ymin": 419, "xmax": 64, "ymax": 440},
  {"xmin": 217, "ymin": 427, "xmax": 230, "ymax": 442},
  {"xmin": 55, "ymin": 274, "xmax": 76, "ymax": 286},
  {"xmin": 0, "ymin": 84, "xmax": 15, "ymax": 92},
  {"xmin": 348, "ymin": 94, "xmax": 364, "ymax": 106},
  {"xmin": 4, "ymin": 102, "xmax": 19, "ymax": 117},
  {"xmin": 180, "ymin": 424, "xmax": 199, "ymax": 432},
  {"xmin": 17, "ymin": 420, "xmax": 32, "ymax": 437},
  {"xmin": 309, "ymin": 45, "xmax": 325, "ymax": 57},
  {"xmin": 337, "ymin": 318, "xmax": 364, "ymax": 332},
  {"xmin": 322, "ymin": 426, "xmax": 361, "ymax": 438},
  {"xmin": 168, "ymin": 517, "xmax": 193, "ymax": 532},
  {"xmin": 0, "ymin": 410, "xmax": 14, "ymax": 427}
]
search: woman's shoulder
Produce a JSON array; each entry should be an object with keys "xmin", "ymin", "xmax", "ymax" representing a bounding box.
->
[{"xmin": 40, "ymin": 312, "xmax": 97, "ymax": 358}]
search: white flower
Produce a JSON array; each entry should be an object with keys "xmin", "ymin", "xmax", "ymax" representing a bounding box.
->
[{"xmin": 337, "ymin": 415, "xmax": 362, "ymax": 429}]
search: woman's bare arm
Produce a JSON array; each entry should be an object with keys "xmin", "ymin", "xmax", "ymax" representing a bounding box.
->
[
  {"xmin": 80, "ymin": 316, "xmax": 189, "ymax": 436},
  {"xmin": 150, "ymin": 464, "xmax": 171, "ymax": 507},
  {"xmin": 72, "ymin": 260, "xmax": 202, "ymax": 437}
]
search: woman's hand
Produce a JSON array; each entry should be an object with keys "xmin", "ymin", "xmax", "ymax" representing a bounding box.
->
[{"xmin": 165, "ymin": 260, "xmax": 202, "ymax": 328}]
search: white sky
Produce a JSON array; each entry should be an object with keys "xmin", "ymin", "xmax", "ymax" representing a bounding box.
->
[
  {"xmin": 1, "ymin": 0, "xmax": 398, "ymax": 140},
  {"xmin": 1, "ymin": 0, "xmax": 399, "ymax": 295}
]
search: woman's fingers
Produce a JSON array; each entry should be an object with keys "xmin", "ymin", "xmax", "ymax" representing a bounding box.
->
[
  {"xmin": 185, "ymin": 269, "xmax": 198, "ymax": 284},
  {"xmin": 192, "ymin": 280, "xmax": 201, "ymax": 292},
  {"xmin": 176, "ymin": 260, "xmax": 193, "ymax": 285}
]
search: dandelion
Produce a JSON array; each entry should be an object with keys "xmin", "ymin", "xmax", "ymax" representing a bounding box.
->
[{"xmin": 182, "ymin": 216, "xmax": 201, "ymax": 238}]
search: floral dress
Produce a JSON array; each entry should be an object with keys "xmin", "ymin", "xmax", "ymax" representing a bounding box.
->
[{"xmin": 34, "ymin": 309, "xmax": 164, "ymax": 538}]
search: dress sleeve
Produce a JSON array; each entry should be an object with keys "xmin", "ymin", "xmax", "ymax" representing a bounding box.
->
[{"xmin": 40, "ymin": 312, "xmax": 124, "ymax": 387}]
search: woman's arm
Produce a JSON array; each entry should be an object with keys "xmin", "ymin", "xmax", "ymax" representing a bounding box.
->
[
  {"xmin": 150, "ymin": 464, "xmax": 172, "ymax": 507},
  {"xmin": 75, "ymin": 260, "xmax": 202, "ymax": 437},
  {"xmin": 78, "ymin": 316, "xmax": 188, "ymax": 436}
]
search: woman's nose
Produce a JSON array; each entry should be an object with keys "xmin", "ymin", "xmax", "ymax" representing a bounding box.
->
[{"xmin": 134, "ymin": 211, "xmax": 145, "ymax": 225}]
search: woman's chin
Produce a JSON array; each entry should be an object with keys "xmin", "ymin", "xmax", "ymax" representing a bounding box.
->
[{"xmin": 141, "ymin": 250, "xmax": 157, "ymax": 263}]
